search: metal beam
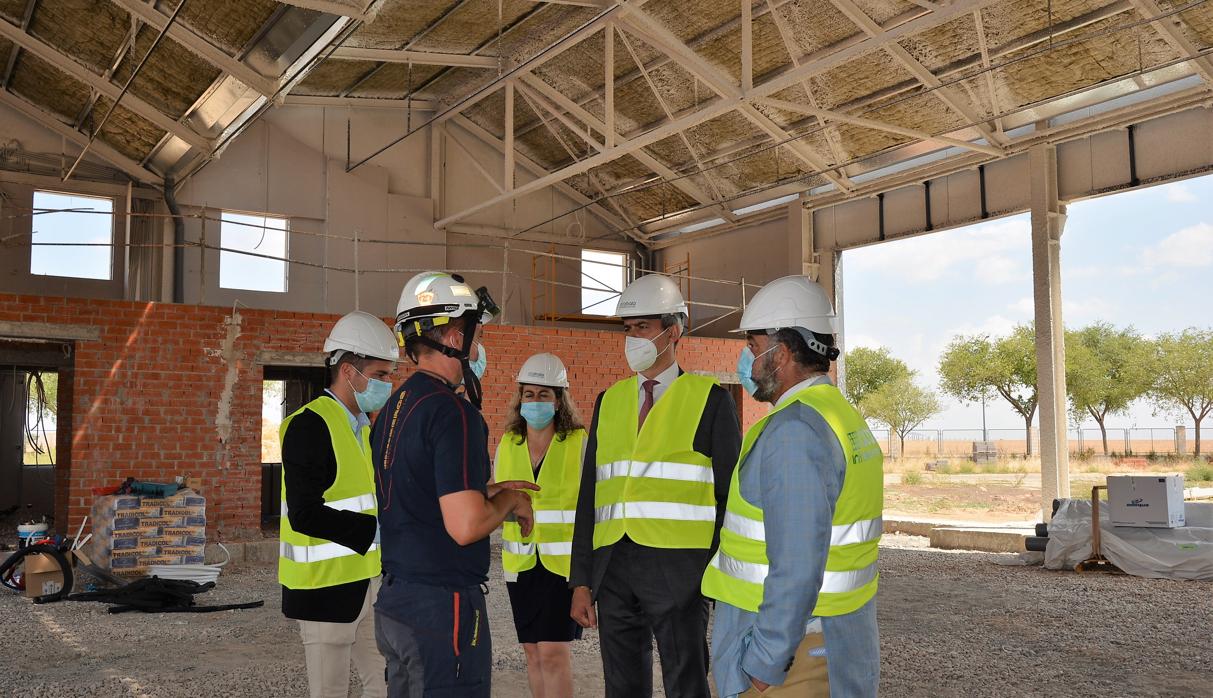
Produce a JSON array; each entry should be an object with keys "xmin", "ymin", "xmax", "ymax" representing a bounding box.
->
[
  {"xmin": 1, "ymin": 0, "xmax": 37, "ymax": 89},
  {"xmin": 282, "ymin": 95, "xmax": 437, "ymax": 110},
  {"xmin": 756, "ymin": 97, "xmax": 1004, "ymax": 156},
  {"xmin": 515, "ymin": 83, "xmax": 646, "ymax": 233},
  {"xmin": 520, "ymin": 74, "xmax": 736, "ymax": 222},
  {"xmin": 435, "ymin": 0, "xmax": 1001, "ymax": 228},
  {"xmin": 591, "ymin": 0, "xmax": 1139, "ymax": 200},
  {"xmin": 75, "ymin": 14, "xmax": 140, "ymax": 131},
  {"xmin": 1128, "ymin": 0, "xmax": 1213, "ymax": 87},
  {"xmin": 604, "ymin": 21, "xmax": 615, "ymax": 149},
  {"xmin": 328, "ymin": 47, "xmax": 499, "ymax": 68},
  {"xmin": 0, "ymin": 18, "xmax": 213, "ymax": 152},
  {"xmin": 764, "ymin": 0, "xmax": 847, "ymax": 167},
  {"xmin": 828, "ymin": 0, "xmax": 1007, "ymax": 149},
  {"xmin": 445, "ymin": 125, "xmax": 505, "ymax": 193},
  {"xmin": 0, "ymin": 89, "xmax": 157, "ymax": 183},
  {"xmin": 616, "ymin": 13, "xmax": 854, "ymax": 191},
  {"xmin": 110, "ymin": 0, "xmax": 278, "ymax": 97},
  {"xmin": 448, "ymin": 114, "xmax": 635, "ymax": 237},
  {"xmin": 665, "ymin": 84, "xmax": 1212, "ymax": 249},
  {"xmin": 741, "ymin": 0, "xmax": 753, "ymax": 92},
  {"xmin": 504, "ymin": 80, "xmax": 515, "ymax": 192},
  {"xmin": 275, "ymin": 0, "xmax": 372, "ymax": 19},
  {"xmin": 972, "ymin": 9, "xmax": 1005, "ymax": 134},
  {"xmin": 615, "ymin": 29, "xmax": 735, "ymax": 207},
  {"xmin": 516, "ymin": 0, "xmax": 866, "ymax": 144},
  {"xmin": 524, "ymin": 0, "xmax": 607, "ymax": 6}
]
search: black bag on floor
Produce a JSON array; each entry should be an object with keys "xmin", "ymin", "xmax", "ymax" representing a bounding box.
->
[{"xmin": 69, "ymin": 576, "xmax": 263, "ymax": 613}]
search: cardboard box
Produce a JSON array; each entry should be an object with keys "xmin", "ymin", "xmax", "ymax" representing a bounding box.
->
[
  {"xmin": 159, "ymin": 545, "xmax": 204, "ymax": 557},
  {"xmin": 1107, "ymin": 475, "xmax": 1186, "ymax": 528},
  {"xmin": 23, "ymin": 553, "xmax": 65, "ymax": 599},
  {"xmin": 162, "ymin": 507, "xmax": 203, "ymax": 517},
  {"xmin": 112, "ymin": 536, "xmax": 141, "ymax": 550}
]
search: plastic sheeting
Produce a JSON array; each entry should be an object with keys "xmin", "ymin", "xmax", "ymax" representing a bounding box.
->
[{"xmin": 1045, "ymin": 500, "xmax": 1213, "ymax": 580}]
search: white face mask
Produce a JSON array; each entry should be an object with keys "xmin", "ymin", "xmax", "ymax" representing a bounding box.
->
[{"xmin": 624, "ymin": 327, "xmax": 671, "ymax": 372}]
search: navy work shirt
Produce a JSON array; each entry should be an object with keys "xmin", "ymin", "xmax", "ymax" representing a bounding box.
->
[{"xmin": 371, "ymin": 370, "xmax": 492, "ymax": 598}]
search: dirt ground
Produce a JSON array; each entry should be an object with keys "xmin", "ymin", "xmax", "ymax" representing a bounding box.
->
[{"xmin": 3, "ymin": 536, "xmax": 1210, "ymax": 697}]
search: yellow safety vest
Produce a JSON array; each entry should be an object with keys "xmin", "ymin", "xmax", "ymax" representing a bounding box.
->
[
  {"xmin": 701, "ymin": 383, "xmax": 883, "ymax": 616},
  {"xmin": 278, "ymin": 396, "xmax": 381, "ymax": 590},
  {"xmin": 495, "ymin": 429, "xmax": 586, "ymax": 579},
  {"xmin": 593, "ymin": 373, "xmax": 718, "ymax": 550}
]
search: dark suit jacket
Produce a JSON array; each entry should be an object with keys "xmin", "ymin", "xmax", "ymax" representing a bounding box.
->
[
  {"xmin": 568, "ymin": 373, "xmax": 742, "ymax": 597},
  {"xmin": 280, "ymin": 406, "xmax": 377, "ymax": 623}
]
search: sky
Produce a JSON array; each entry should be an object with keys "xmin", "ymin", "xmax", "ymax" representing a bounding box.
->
[
  {"xmin": 218, "ymin": 212, "xmax": 288, "ymax": 293},
  {"xmin": 30, "ymin": 191, "xmax": 114, "ymax": 279},
  {"xmin": 841, "ymin": 174, "xmax": 1213, "ymax": 434}
]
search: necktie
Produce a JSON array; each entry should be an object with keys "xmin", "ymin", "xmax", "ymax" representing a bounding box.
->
[{"xmin": 638, "ymin": 379, "xmax": 658, "ymax": 430}]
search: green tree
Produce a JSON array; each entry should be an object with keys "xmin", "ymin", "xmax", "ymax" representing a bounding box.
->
[
  {"xmin": 1064, "ymin": 323, "xmax": 1152, "ymax": 455},
  {"xmin": 864, "ymin": 375, "xmax": 942, "ymax": 457},
  {"xmin": 938, "ymin": 325, "xmax": 1038, "ymax": 454},
  {"xmin": 843, "ymin": 346, "xmax": 911, "ymax": 412},
  {"xmin": 1150, "ymin": 329, "xmax": 1213, "ymax": 456}
]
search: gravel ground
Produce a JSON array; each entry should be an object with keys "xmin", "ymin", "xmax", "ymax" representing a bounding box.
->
[{"xmin": 2, "ymin": 536, "xmax": 1209, "ymax": 697}]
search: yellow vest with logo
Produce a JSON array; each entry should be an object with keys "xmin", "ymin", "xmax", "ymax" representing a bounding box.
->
[
  {"xmin": 495, "ymin": 429, "xmax": 586, "ymax": 579},
  {"xmin": 701, "ymin": 383, "xmax": 883, "ymax": 616},
  {"xmin": 278, "ymin": 396, "xmax": 381, "ymax": 590},
  {"xmin": 593, "ymin": 373, "xmax": 717, "ymax": 550}
]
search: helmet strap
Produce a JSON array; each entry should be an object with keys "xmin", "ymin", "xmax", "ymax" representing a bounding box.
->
[{"xmin": 459, "ymin": 314, "xmax": 483, "ymax": 409}]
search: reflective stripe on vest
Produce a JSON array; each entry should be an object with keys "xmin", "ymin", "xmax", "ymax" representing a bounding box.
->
[
  {"xmin": 495, "ymin": 429, "xmax": 585, "ymax": 579},
  {"xmin": 723, "ymin": 511, "xmax": 883, "ymax": 547},
  {"xmin": 595, "ymin": 460, "xmax": 715, "ymax": 484},
  {"xmin": 701, "ymin": 383, "xmax": 883, "ymax": 617},
  {"xmin": 594, "ymin": 502, "xmax": 716, "ymax": 523},
  {"xmin": 281, "ymin": 493, "xmax": 376, "ymax": 519},
  {"xmin": 281, "ymin": 541, "xmax": 381, "ymax": 564},
  {"xmin": 592, "ymin": 373, "xmax": 718, "ymax": 550},
  {"xmin": 711, "ymin": 549, "xmax": 879, "ymax": 594},
  {"xmin": 278, "ymin": 396, "xmax": 381, "ymax": 591}
]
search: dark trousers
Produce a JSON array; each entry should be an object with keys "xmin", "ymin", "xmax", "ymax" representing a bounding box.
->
[
  {"xmin": 373, "ymin": 577, "xmax": 491, "ymax": 698},
  {"xmin": 596, "ymin": 538, "xmax": 711, "ymax": 698}
]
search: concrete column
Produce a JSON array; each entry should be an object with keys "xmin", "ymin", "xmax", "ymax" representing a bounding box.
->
[
  {"xmin": 1030, "ymin": 145, "xmax": 1070, "ymax": 520},
  {"xmin": 1176, "ymin": 426, "xmax": 1188, "ymax": 455}
]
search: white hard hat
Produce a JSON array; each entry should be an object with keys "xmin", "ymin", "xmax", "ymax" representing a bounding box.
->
[
  {"xmin": 516, "ymin": 352, "xmax": 569, "ymax": 388},
  {"xmin": 736, "ymin": 275, "xmax": 836, "ymax": 335},
  {"xmin": 615, "ymin": 274, "xmax": 688, "ymax": 318},
  {"xmin": 395, "ymin": 271, "xmax": 479, "ymax": 341},
  {"xmin": 324, "ymin": 311, "xmax": 400, "ymax": 364}
]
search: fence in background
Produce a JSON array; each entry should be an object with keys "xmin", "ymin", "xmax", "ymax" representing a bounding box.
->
[{"xmin": 869, "ymin": 426, "xmax": 1204, "ymax": 459}]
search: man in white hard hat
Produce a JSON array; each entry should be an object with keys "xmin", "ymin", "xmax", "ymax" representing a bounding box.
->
[
  {"xmin": 702, "ymin": 275, "xmax": 883, "ymax": 697},
  {"xmin": 279, "ymin": 310, "xmax": 398, "ymax": 698},
  {"xmin": 370, "ymin": 271, "xmax": 535, "ymax": 697},
  {"xmin": 569, "ymin": 274, "xmax": 742, "ymax": 698}
]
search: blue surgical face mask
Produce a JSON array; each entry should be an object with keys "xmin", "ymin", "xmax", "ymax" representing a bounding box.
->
[
  {"xmin": 469, "ymin": 342, "xmax": 487, "ymax": 379},
  {"xmin": 350, "ymin": 368, "xmax": 392, "ymax": 413},
  {"xmin": 736, "ymin": 344, "xmax": 777, "ymax": 397},
  {"xmin": 520, "ymin": 400, "xmax": 557, "ymax": 429}
]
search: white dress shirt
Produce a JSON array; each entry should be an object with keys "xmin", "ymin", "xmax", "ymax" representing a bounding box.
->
[
  {"xmin": 775, "ymin": 374, "xmax": 833, "ymax": 407},
  {"xmin": 638, "ymin": 361, "xmax": 681, "ymax": 411}
]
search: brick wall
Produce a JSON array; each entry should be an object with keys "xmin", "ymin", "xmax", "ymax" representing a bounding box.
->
[{"xmin": 0, "ymin": 294, "xmax": 759, "ymax": 539}]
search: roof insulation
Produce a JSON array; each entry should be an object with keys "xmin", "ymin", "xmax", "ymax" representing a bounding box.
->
[{"xmin": 3, "ymin": 0, "xmax": 1213, "ymax": 237}]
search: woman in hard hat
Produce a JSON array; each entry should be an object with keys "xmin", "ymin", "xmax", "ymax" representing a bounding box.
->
[{"xmin": 495, "ymin": 352, "xmax": 587, "ymax": 698}]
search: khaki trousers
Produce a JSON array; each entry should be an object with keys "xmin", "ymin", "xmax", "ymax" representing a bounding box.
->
[
  {"xmin": 298, "ymin": 575, "xmax": 387, "ymax": 698},
  {"xmin": 740, "ymin": 633, "xmax": 829, "ymax": 697}
]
